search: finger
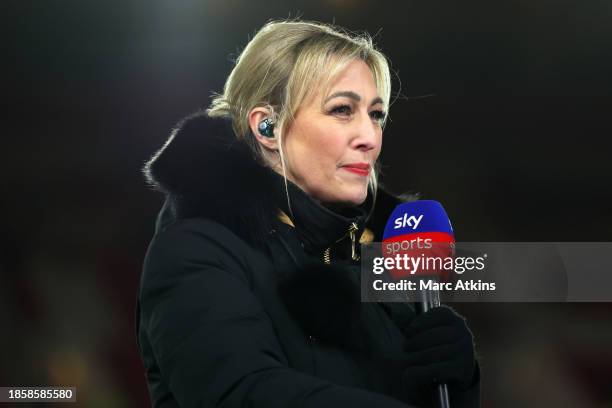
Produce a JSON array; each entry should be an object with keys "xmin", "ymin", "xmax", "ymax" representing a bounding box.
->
[
  {"xmin": 403, "ymin": 326, "xmax": 462, "ymax": 352},
  {"xmin": 402, "ymin": 361, "xmax": 454, "ymax": 386},
  {"xmin": 398, "ymin": 343, "xmax": 464, "ymax": 367},
  {"xmin": 404, "ymin": 306, "xmax": 465, "ymax": 336}
]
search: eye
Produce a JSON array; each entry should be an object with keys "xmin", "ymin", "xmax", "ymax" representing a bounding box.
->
[
  {"xmin": 370, "ymin": 110, "xmax": 386, "ymax": 123},
  {"xmin": 329, "ymin": 104, "xmax": 353, "ymax": 116}
]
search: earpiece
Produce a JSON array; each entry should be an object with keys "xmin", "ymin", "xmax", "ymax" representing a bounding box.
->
[{"xmin": 258, "ymin": 118, "xmax": 275, "ymax": 138}]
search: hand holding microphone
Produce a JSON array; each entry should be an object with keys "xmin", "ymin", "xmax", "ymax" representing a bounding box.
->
[{"xmin": 400, "ymin": 306, "xmax": 476, "ymax": 391}]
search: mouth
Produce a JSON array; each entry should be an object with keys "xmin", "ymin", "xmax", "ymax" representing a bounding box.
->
[{"xmin": 341, "ymin": 163, "xmax": 370, "ymax": 177}]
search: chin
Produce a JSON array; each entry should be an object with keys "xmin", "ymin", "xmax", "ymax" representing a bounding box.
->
[
  {"xmin": 314, "ymin": 181, "xmax": 368, "ymax": 207},
  {"xmin": 335, "ymin": 188, "xmax": 368, "ymax": 207}
]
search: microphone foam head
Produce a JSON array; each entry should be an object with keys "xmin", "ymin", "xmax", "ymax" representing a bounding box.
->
[{"xmin": 381, "ymin": 200, "xmax": 455, "ymax": 280}]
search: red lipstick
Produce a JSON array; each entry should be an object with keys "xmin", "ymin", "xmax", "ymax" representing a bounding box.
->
[{"xmin": 342, "ymin": 163, "xmax": 370, "ymax": 176}]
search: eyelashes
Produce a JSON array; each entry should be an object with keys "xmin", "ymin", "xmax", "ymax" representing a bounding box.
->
[
  {"xmin": 330, "ymin": 105, "xmax": 352, "ymax": 115},
  {"xmin": 329, "ymin": 104, "xmax": 386, "ymax": 122},
  {"xmin": 369, "ymin": 109, "xmax": 386, "ymax": 121}
]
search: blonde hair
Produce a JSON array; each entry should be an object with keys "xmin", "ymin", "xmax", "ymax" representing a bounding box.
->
[{"xmin": 207, "ymin": 19, "xmax": 392, "ymax": 211}]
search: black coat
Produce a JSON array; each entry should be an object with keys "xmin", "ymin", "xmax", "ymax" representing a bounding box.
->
[{"xmin": 136, "ymin": 112, "xmax": 480, "ymax": 407}]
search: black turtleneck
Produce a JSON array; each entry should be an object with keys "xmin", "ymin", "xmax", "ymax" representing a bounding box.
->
[{"xmin": 270, "ymin": 171, "xmax": 370, "ymax": 262}]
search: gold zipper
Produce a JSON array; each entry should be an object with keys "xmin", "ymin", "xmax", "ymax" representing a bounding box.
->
[
  {"xmin": 348, "ymin": 222, "xmax": 359, "ymax": 262},
  {"xmin": 323, "ymin": 247, "xmax": 331, "ymax": 264},
  {"xmin": 323, "ymin": 222, "xmax": 360, "ymax": 264}
]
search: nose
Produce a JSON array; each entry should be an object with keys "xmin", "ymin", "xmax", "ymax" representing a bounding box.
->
[{"xmin": 350, "ymin": 110, "xmax": 381, "ymax": 153}]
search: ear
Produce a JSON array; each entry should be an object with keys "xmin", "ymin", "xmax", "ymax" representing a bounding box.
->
[{"xmin": 248, "ymin": 107, "xmax": 279, "ymax": 151}]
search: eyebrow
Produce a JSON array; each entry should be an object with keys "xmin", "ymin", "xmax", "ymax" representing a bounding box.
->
[{"xmin": 324, "ymin": 91, "xmax": 384, "ymax": 107}]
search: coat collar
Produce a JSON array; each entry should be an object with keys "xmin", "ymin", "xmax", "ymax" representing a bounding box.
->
[
  {"xmin": 273, "ymin": 171, "xmax": 368, "ymax": 255},
  {"xmin": 143, "ymin": 110, "xmax": 414, "ymax": 250}
]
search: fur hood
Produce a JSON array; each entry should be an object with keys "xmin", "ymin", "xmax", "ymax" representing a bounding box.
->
[{"xmin": 142, "ymin": 110, "xmax": 416, "ymax": 247}]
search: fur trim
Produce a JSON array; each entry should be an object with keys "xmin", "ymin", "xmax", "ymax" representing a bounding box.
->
[{"xmin": 143, "ymin": 110, "xmax": 282, "ymax": 245}]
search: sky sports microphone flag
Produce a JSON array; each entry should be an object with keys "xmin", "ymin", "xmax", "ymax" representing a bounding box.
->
[{"xmin": 382, "ymin": 200, "xmax": 455, "ymax": 280}]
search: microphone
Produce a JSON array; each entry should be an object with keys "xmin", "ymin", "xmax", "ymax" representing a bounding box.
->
[
  {"xmin": 382, "ymin": 200, "xmax": 454, "ymax": 408},
  {"xmin": 382, "ymin": 200, "xmax": 455, "ymax": 281}
]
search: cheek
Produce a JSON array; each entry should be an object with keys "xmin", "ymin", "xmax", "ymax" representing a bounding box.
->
[
  {"xmin": 317, "ymin": 135, "xmax": 346, "ymax": 178},
  {"xmin": 376, "ymin": 136, "xmax": 384, "ymax": 157},
  {"xmin": 299, "ymin": 128, "xmax": 343, "ymax": 170},
  {"xmin": 372, "ymin": 131, "xmax": 383, "ymax": 159}
]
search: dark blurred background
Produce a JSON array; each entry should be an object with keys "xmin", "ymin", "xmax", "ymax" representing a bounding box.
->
[{"xmin": 3, "ymin": 0, "xmax": 612, "ymax": 406}]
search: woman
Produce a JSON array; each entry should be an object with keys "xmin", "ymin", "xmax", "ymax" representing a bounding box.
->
[{"xmin": 137, "ymin": 20, "xmax": 480, "ymax": 407}]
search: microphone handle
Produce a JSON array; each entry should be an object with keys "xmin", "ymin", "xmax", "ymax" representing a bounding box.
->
[{"xmin": 416, "ymin": 285, "xmax": 451, "ymax": 408}]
